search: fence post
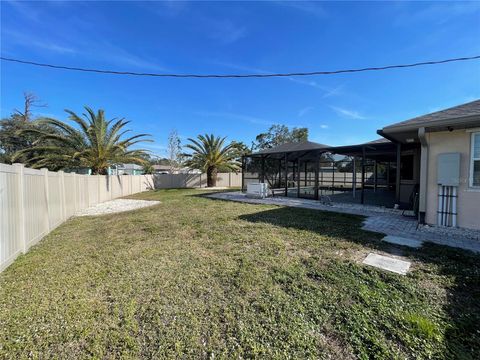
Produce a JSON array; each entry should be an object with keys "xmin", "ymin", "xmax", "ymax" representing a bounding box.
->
[
  {"xmin": 97, "ymin": 174, "xmax": 101, "ymax": 203},
  {"xmin": 73, "ymin": 172, "xmax": 78, "ymax": 212},
  {"xmin": 13, "ymin": 163, "xmax": 27, "ymax": 253},
  {"xmin": 85, "ymin": 175, "xmax": 90, "ymax": 207},
  {"xmin": 59, "ymin": 170, "xmax": 67, "ymax": 220},
  {"xmin": 41, "ymin": 168, "xmax": 50, "ymax": 232},
  {"xmin": 110, "ymin": 175, "xmax": 113, "ymax": 200},
  {"xmin": 229, "ymin": 172, "xmax": 232, "ymax": 187}
]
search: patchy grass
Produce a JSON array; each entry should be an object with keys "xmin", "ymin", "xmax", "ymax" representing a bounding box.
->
[{"xmin": 1, "ymin": 189, "xmax": 479, "ymax": 359}]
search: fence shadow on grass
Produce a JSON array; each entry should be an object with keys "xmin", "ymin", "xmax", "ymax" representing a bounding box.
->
[{"xmin": 236, "ymin": 205, "xmax": 480, "ymax": 359}]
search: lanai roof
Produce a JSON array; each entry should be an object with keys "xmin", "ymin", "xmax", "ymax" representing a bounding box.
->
[{"xmin": 254, "ymin": 140, "xmax": 330, "ymax": 155}]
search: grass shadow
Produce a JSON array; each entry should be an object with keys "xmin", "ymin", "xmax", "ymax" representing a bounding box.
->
[{"xmin": 237, "ymin": 206, "xmax": 480, "ymax": 359}]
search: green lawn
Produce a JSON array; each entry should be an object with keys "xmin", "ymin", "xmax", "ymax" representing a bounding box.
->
[{"xmin": 1, "ymin": 189, "xmax": 479, "ymax": 359}]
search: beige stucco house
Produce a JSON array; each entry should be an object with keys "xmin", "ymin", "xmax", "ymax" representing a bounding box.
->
[
  {"xmin": 242, "ymin": 99, "xmax": 480, "ymax": 231},
  {"xmin": 379, "ymin": 100, "xmax": 480, "ymax": 230}
]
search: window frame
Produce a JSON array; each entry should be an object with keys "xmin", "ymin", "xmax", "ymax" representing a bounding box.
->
[{"xmin": 470, "ymin": 131, "xmax": 480, "ymax": 188}]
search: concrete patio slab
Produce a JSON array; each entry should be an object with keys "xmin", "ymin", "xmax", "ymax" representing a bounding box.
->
[
  {"xmin": 205, "ymin": 191, "xmax": 480, "ymax": 253},
  {"xmin": 363, "ymin": 253, "xmax": 411, "ymax": 275},
  {"xmin": 382, "ymin": 235, "xmax": 424, "ymax": 248}
]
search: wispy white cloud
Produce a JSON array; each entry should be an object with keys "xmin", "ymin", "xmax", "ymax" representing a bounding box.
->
[
  {"xmin": 274, "ymin": 1, "xmax": 327, "ymax": 17},
  {"xmin": 206, "ymin": 19, "xmax": 247, "ymax": 44},
  {"xmin": 196, "ymin": 110, "xmax": 274, "ymax": 126},
  {"xmin": 4, "ymin": 25, "xmax": 168, "ymax": 71},
  {"xmin": 155, "ymin": 0, "xmax": 189, "ymax": 16},
  {"xmin": 212, "ymin": 61, "xmax": 343, "ymax": 97},
  {"xmin": 319, "ymin": 124, "xmax": 329, "ymax": 129},
  {"xmin": 322, "ymin": 84, "xmax": 344, "ymax": 98},
  {"xmin": 288, "ymin": 78, "xmax": 344, "ymax": 98},
  {"xmin": 330, "ymin": 106, "xmax": 367, "ymax": 120},
  {"xmin": 196, "ymin": 110, "xmax": 301, "ymax": 128},
  {"xmin": 4, "ymin": 29, "xmax": 77, "ymax": 54},
  {"xmin": 298, "ymin": 106, "xmax": 314, "ymax": 117},
  {"xmin": 147, "ymin": 2, "xmax": 246, "ymax": 44},
  {"xmin": 142, "ymin": 143, "xmax": 168, "ymax": 156},
  {"xmin": 94, "ymin": 41, "xmax": 168, "ymax": 71},
  {"xmin": 393, "ymin": 2, "xmax": 480, "ymax": 26},
  {"xmin": 4, "ymin": 0, "xmax": 41, "ymax": 22},
  {"xmin": 209, "ymin": 60, "xmax": 268, "ymax": 74}
]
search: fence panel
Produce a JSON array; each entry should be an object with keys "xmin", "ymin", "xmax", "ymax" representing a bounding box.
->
[
  {"xmin": 1, "ymin": 164, "xmax": 241, "ymax": 272},
  {"xmin": 64, "ymin": 173, "xmax": 77, "ymax": 218},
  {"xmin": 152, "ymin": 173, "xmax": 241, "ymax": 189},
  {"xmin": 47, "ymin": 172, "xmax": 64, "ymax": 229},
  {"xmin": 0, "ymin": 164, "xmax": 154, "ymax": 272},
  {"xmin": 0, "ymin": 164, "xmax": 22, "ymax": 271},
  {"xmin": 23, "ymin": 168, "xmax": 49, "ymax": 250}
]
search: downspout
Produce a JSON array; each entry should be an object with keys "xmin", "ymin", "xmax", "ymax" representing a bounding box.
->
[
  {"xmin": 418, "ymin": 127, "xmax": 428, "ymax": 224},
  {"xmin": 361, "ymin": 146, "xmax": 366, "ymax": 204},
  {"xmin": 241, "ymin": 156, "xmax": 245, "ymax": 192}
]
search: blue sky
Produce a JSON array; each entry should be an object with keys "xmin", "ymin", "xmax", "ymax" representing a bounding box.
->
[{"xmin": 1, "ymin": 1, "xmax": 480, "ymax": 155}]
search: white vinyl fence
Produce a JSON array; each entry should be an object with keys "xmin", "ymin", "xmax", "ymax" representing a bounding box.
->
[
  {"xmin": 0, "ymin": 163, "xmax": 154, "ymax": 272},
  {"xmin": 152, "ymin": 172, "xmax": 242, "ymax": 189}
]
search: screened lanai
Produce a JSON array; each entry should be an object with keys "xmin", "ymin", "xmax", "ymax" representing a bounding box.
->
[{"xmin": 241, "ymin": 139, "xmax": 419, "ymax": 208}]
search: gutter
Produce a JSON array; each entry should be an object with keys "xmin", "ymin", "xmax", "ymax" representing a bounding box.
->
[
  {"xmin": 376, "ymin": 129, "xmax": 399, "ymax": 143},
  {"xmin": 418, "ymin": 127, "xmax": 428, "ymax": 224},
  {"xmin": 382, "ymin": 115, "xmax": 480, "ymax": 134}
]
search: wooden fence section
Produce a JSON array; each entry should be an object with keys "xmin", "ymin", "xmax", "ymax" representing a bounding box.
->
[
  {"xmin": 0, "ymin": 163, "xmax": 154, "ymax": 272},
  {"xmin": 152, "ymin": 172, "xmax": 242, "ymax": 189}
]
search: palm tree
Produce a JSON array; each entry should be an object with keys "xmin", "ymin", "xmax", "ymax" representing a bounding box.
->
[
  {"xmin": 184, "ymin": 134, "xmax": 241, "ymax": 187},
  {"xmin": 14, "ymin": 107, "xmax": 152, "ymax": 174}
]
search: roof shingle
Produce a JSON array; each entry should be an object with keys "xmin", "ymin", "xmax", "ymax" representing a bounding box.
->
[{"xmin": 383, "ymin": 99, "xmax": 480, "ymax": 130}]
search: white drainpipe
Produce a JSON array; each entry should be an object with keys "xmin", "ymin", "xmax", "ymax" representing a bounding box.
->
[
  {"xmin": 418, "ymin": 127, "xmax": 428, "ymax": 224},
  {"xmin": 452, "ymin": 186, "xmax": 457, "ymax": 227},
  {"xmin": 437, "ymin": 185, "xmax": 443, "ymax": 226}
]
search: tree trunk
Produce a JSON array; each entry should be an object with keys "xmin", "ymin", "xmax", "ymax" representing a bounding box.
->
[
  {"xmin": 92, "ymin": 166, "xmax": 108, "ymax": 175},
  {"xmin": 207, "ymin": 166, "xmax": 217, "ymax": 187}
]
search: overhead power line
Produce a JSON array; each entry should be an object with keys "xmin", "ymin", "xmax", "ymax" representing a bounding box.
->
[{"xmin": 1, "ymin": 55, "xmax": 479, "ymax": 78}]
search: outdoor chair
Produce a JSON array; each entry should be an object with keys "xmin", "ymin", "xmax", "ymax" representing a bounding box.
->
[{"xmin": 402, "ymin": 184, "xmax": 419, "ymax": 218}]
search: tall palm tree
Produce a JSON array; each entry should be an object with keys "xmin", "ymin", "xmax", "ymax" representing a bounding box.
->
[
  {"xmin": 14, "ymin": 107, "xmax": 152, "ymax": 174},
  {"xmin": 184, "ymin": 134, "xmax": 241, "ymax": 187}
]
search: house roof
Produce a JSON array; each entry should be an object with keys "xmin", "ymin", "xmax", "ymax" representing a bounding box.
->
[
  {"xmin": 254, "ymin": 140, "xmax": 330, "ymax": 155},
  {"xmin": 117, "ymin": 163, "xmax": 143, "ymax": 170},
  {"xmin": 248, "ymin": 138, "xmax": 396, "ymax": 162},
  {"xmin": 382, "ymin": 99, "xmax": 480, "ymax": 132}
]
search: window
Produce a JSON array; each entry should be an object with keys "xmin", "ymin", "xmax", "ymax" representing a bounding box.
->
[{"xmin": 471, "ymin": 132, "xmax": 480, "ymax": 187}]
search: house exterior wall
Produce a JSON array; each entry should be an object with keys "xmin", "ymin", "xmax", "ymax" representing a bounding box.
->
[{"xmin": 425, "ymin": 129, "xmax": 480, "ymax": 230}]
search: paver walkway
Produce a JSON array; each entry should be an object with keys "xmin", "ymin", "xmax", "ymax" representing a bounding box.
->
[{"xmin": 206, "ymin": 191, "xmax": 480, "ymax": 253}]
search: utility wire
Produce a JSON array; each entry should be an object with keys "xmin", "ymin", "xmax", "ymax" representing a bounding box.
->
[{"xmin": 1, "ymin": 55, "xmax": 479, "ymax": 78}]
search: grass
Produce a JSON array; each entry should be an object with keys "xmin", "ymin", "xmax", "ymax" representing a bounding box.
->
[{"xmin": 1, "ymin": 189, "xmax": 479, "ymax": 359}]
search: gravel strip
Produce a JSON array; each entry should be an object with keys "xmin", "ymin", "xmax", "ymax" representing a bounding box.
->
[
  {"xmin": 75, "ymin": 199, "xmax": 160, "ymax": 217},
  {"xmin": 195, "ymin": 186, "xmax": 230, "ymax": 190}
]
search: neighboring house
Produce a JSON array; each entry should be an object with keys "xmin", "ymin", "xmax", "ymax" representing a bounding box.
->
[
  {"xmin": 152, "ymin": 164, "xmax": 171, "ymax": 174},
  {"xmin": 109, "ymin": 163, "xmax": 144, "ymax": 175},
  {"xmin": 378, "ymin": 99, "xmax": 480, "ymax": 230},
  {"xmin": 153, "ymin": 164, "xmax": 202, "ymax": 174},
  {"xmin": 243, "ymin": 99, "xmax": 480, "ymax": 230}
]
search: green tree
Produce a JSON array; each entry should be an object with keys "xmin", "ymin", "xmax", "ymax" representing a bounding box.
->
[
  {"xmin": 0, "ymin": 93, "xmax": 53, "ymax": 165},
  {"xmin": 14, "ymin": 107, "xmax": 152, "ymax": 174},
  {"xmin": 167, "ymin": 129, "xmax": 183, "ymax": 174},
  {"xmin": 253, "ymin": 124, "xmax": 308, "ymax": 151},
  {"xmin": 142, "ymin": 162, "xmax": 155, "ymax": 174},
  {"xmin": 183, "ymin": 134, "xmax": 241, "ymax": 187}
]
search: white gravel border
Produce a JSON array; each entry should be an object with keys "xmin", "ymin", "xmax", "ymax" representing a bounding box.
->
[
  {"xmin": 195, "ymin": 186, "xmax": 230, "ymax": 190},
  {"xmin": 75, "ymin": 199, "xmax": 160, "ymax": 217}
]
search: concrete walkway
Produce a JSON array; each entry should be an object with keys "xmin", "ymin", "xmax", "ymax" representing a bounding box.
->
[{"xmin": 206, "ymin": 191, "xmax": 480, "ymax": 253}]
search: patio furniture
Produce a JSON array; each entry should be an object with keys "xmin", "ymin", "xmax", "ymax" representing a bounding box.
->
[{"xmin": 402, "ymin": 184, "xmax": 419, "ymax": 218}]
